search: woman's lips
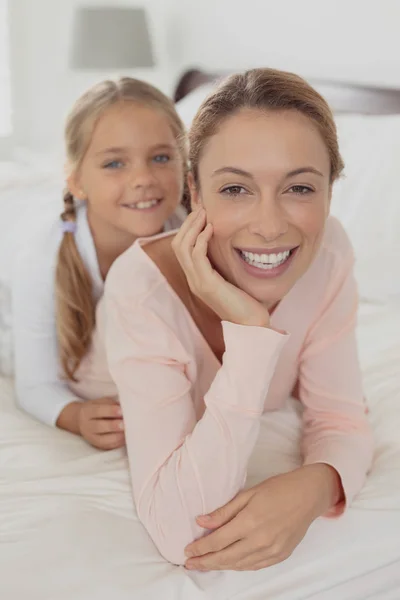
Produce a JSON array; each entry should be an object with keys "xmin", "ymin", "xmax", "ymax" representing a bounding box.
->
[{"xmin": 235, "ymin": 246, "xmax": 299, "ymax": 279}]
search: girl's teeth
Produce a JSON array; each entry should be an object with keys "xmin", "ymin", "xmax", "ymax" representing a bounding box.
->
[
  {"xmin": 128, "ymin": 199, "xmax": 159, "ymax": 209},
  {"xmin": 240, "ymin": 249, "xmax": 291, "ymax": 269}
]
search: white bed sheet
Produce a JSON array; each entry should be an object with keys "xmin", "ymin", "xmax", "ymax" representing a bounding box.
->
[{"xmin": 1, "ymin": 301, "xmax": 399, "ymax": 600}]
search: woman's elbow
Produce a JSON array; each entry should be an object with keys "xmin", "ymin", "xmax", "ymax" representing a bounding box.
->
[{"xmin": 137, "ymin": 500, "xmax": 200, "ymax": 566}]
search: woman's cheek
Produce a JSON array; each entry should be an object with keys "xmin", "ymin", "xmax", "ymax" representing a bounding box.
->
[{"xmin": 289, "ymin": 202, "xmax": 326, "ymax": 237}]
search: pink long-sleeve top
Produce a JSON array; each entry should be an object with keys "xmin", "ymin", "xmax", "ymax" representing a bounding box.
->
[{"xmin": 77, "ymin": 215, "xmax": 373, "ymax": 565}]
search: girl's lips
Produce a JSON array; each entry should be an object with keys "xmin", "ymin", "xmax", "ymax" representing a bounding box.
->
[{"xmin": 235, "ymin": 246, "xmax": 299, "ymax": 279}]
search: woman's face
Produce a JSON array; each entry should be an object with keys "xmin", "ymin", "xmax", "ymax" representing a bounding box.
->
[{"xmin": 191, "ymin": 108, "xmax": 332, "ymax": 307}]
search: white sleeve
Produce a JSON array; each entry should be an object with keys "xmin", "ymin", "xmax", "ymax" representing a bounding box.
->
[{"xmin": 12, "ymin": 237, "xmax": 79, "ymax": 426}]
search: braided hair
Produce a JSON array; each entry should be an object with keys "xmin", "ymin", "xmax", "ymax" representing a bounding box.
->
[{"xmin": 56, "ymin": 191, "xmax": 94, "ymax": 381}]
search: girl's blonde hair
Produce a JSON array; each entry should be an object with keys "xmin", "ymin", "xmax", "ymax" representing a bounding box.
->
[
  {"xmin": 189, "ymin": 68, "xmax": 344, "ymax": 190},
  {"xmin": 57, "ymin": 77, "xmax": 186, "ymax": 381}
]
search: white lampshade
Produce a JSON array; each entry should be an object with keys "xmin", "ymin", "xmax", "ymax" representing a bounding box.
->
[{"xmin": 71, "ymin": 7, "xmax": 155, "ymax": 69}]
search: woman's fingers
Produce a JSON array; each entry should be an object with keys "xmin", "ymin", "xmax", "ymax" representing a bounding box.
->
[
  {"xmin": 173, "ymin": 208, "xmax": 208, "ymax": 292},
  {"xmin": 173, "ymin": 208, "xmax": 206, "ymax": 269},
  {"xmin": 191, "ymin": 223, "xmax": 215, "ymax": 291},
  {"xmin": 173, "ymin": 208, "xmax": 203, "ymax": 254}
]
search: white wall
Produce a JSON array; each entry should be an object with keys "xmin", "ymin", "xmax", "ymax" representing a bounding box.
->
[
  {"xmin": 9, "ymin": 0, "xmax": 179, "ymax": 154},
  {"xmin": 8, "ymin": 0, "xmax": 400, "ymax": 154},
  {"xmin": 0, "ymin": 0, "xmax": 12, "ymax": 158},
  {"xmin": 176, "ymin": 0, "xmax": 400, "ymax": 88}
]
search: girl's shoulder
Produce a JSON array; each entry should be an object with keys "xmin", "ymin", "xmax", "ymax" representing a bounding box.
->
[{"xmin": 13, "ymin": 211, "xmax": 63, "ymax": 279}]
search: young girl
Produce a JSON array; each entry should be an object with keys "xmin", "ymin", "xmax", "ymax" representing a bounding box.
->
[
  {"xmin": 12, "ymin": 77, "xmax": 187, "ymax": 450},
  {"xmin": 95, "ymin": 69, "xmax": 373, "ymax": 567}
]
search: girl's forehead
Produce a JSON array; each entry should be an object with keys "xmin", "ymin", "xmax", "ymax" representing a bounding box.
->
[{"xmin": 88, "ymin": 104, "xmax": 177, "ymax": 152}]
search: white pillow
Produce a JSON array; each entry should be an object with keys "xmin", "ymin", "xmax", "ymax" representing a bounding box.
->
[
  {"xmin": 331, "ymin": 114, "xmax": 400, "ymax": 303},
  {"xmin": 176, "ymin": 83, "xmax": 215, "ymax": 129}
]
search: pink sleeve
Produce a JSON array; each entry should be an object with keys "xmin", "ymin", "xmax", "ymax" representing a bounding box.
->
[
  {"xmin": 104, "ymin": 292, "xmax": 287, "ymax": 565},
  {"xmin": 300, "ymin": 256, "xmax": 374, "ymax": 515}
]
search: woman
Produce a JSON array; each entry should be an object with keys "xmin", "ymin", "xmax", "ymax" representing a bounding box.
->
[
  {"xmin": 95, "ymin": 68, "xmax": 373, "ymax": 567},
  {"xmin": 12, "ymin": 77, "xmax": 187, "ymax": 449}
]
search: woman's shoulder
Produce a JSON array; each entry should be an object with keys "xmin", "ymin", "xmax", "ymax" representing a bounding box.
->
[
  {"xmin": 320, "ymin": 215, "xmax": 354, "ymax": 265},
  {"xmin": 105, "ymin": 233, "xmax": 179, "ymax": 308},
  {"xmin": 290, "ymin": 216, "xmax": 355, "ymax": 311},
  {"xmin": 103, "ymin": 233, "xmax": 195, "ymax": 356}
]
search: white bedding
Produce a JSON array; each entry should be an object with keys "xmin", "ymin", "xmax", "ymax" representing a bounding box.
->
[{"xmin": 1, "ymin": 300, "xmax": 399, "ymax": 600}]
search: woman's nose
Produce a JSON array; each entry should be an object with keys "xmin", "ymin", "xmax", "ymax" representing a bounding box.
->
[{"xmin": 248, "ymin": 195, "xmax": 288, "ymax": 242}]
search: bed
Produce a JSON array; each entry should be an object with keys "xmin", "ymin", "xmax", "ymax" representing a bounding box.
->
[{"xmin": 1, "ymin": 70, "xmax": 400, "ymax": 599}]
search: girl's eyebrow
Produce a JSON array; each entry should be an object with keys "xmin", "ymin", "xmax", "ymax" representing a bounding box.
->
[
  {"xmin": 95, "ymin": 146, "xmax": 128, "ymax": 156},
  {"xmin": 96, "ymin": 143, "xmax": 176, "ymax": 157}
]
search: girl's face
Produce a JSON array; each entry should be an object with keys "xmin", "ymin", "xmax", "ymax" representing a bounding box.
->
[
  {"xmin": 190, "ymin": 108, "xmax": 332, "ymax": 307},
  {"xmin": 69, "ymin": 102, "xmax": 184, "ymax": 240}
]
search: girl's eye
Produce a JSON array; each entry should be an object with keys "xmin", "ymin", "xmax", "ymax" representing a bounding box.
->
[
  {"xmin": 221, "ymin": 185, "xmax": 247, "ymax": 197},
  {"xmin": 103, "ymin": 160, "xmax": 124, "ymax": 169},
  {"xmin": 153, "ymin": 154, "xmax": 170, "ymax": 164},
  {"xmin": 288, "ymin": 185, "xmax": 313, "ymax": 195}
]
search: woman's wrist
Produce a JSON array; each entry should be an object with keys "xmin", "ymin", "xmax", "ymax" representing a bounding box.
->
[
  {"xmin": 239, "ymin": 311, "xmax": 270, "ymax": 328},
  {"xmin": 302, "ymin": 463, "xmax": 344, "ymax": 517}
]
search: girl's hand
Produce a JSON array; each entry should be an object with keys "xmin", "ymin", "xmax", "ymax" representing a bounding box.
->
[
  {"xmin": 172, "ymin": 208, "xmax": 270, "ymax": 327},
  {"xmin": 78, "ymin": 397, "xmax": 125, "ymax": 450}
]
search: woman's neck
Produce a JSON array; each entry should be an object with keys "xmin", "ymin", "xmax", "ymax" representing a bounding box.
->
[
  {"xmin": 87, "ymin": 209, "xmax": 138, "ymax": 280},
  {"xmin": 144, "ymin": 236, "xmax": 225, "ymax": 363}
]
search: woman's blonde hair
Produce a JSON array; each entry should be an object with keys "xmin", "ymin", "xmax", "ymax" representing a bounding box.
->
[
  {"xmin": 189, "ymin": 68, "xmax": 344, "ymax": 190},
  {"xmin": 57, "ymin": 77, "xmax": 187, "ymax": 381}
]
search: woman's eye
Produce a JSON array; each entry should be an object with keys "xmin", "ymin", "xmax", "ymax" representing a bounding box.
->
[
  {"xmin": 103, "ymin": 160, "xmax": 124, "ymax": 169},
  {"xmin": 153, "ymin": 154, "xmax": 170, "ymax": 164},
  {"xmin": 288, "ymin": 185, "xmax": 313, "ymax": 195},
  {"xmin": 221, "ymin": 185, "xmax": 247, "ymax": 197}
]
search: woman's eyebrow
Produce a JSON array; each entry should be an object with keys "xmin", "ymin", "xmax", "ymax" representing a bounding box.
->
[
  {"xmin": 285, "ymin": 167, "xmax": 324, "ymax": 178},
  {"xmin": 212, "ymin": 166, "xmax": 253, "ymax": 178},
  {"xmin": 212, "ymin": 166, "xmax": 324, "ymax": 179}
]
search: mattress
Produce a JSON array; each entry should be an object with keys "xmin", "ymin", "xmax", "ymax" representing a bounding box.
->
[{"xmin": 0, "ymin": 301, "xmax": 399, "ymax": 599}]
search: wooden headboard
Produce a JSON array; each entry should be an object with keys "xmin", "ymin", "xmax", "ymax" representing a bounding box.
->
[{"xmin": 174, "ymin": 68, "xmax": 400, "ymax": 115}]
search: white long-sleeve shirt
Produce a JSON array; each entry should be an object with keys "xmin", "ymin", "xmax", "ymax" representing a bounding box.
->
[{"xmin": 11, "ymin": 202, "xmax": 185, "ymax": 426}]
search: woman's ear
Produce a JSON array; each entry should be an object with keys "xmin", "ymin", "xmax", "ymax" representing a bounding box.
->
[
  {"xmin": 327, "ymin": 184, "xmax": 333, "ymax": 215},
  {"xmin": 188, "ymin": 172, "xmax": 201, "ymax": 212}
]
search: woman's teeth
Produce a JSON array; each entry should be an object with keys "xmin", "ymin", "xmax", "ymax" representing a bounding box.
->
[
  {"xmin": 125, "ymin": 199, "xmax": 160, "ymax": 210},
  {"xmin": 239, "ymin": 249, "xmax": 291, "ymax": 270}
]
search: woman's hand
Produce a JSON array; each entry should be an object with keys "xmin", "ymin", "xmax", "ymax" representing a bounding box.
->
[
  {"xmin": 172, "ymin": 207, "xmax": 270, "ymax": 327},
  {"xmin": 57, "ymin": 398, "xmax": 125, "ymax": 450},
  {"xmin": 184, "ymin": 464, "xmax": 342, "ymax": 571}
]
